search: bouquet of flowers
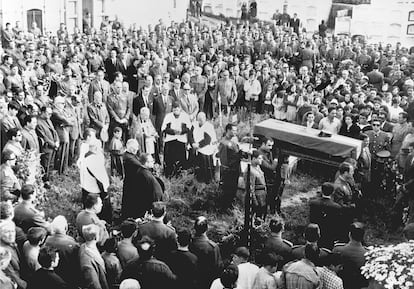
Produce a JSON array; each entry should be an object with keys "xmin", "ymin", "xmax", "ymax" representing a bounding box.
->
[{"xmin": 361, "ymin": 241, "xmax": 414, "ymax": 289}]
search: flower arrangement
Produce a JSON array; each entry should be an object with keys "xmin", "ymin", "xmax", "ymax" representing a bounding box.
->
[
  {"xmin": 361, "ymin": 241, "xmax": 414, "ymax": 289},
  {"xmin": 14, "ymin": 150, "xmax": 47, "ymax": 206}
]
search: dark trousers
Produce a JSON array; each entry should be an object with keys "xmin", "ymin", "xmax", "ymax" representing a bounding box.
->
[
  {"xmin": 220, "ymin": 168, "xmax": 240, "ymax": 209},
  {"xmin": 195, "ymin": 153, "xmax": 214, "ymax": 183},
  {"xmin": 68, "ymin": 137, "xmax": 80, "ymax": 166},
  {"xmin": 40, "ymin": 149, "xmax": 56, "ymax": 181},
  {"xmin": 164, "ymin": 140, "xmax": 187, "ymax": 177},
  {"xmin": 55, "ymin": 141, "xmax": 69, "ymax": 174}
]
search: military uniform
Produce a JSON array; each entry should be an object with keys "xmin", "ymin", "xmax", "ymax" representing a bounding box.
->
[
  {"xmin": 333, "ymin": 242, "xmax": 368, "ymax": 289},
  {"xmin": 291, "ymin": 244, "xmax": 331, "ymax": 262},
  {"xmin": 190, "ymin": 234, "xmax": 222, "ymax": 289},
  {"xmin": 263, "ymin": 233, "xmax": 293, "ymax": 269},
  {"xmin": 365, "ymin": 130, "xmax": 390, "ymax": 156},
  {"xmin": 217, "ymin": 136, "xmax": 241, "ymax": 210}
]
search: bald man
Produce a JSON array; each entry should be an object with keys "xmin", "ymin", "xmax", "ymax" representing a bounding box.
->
[
  {"xmin": 190, "ymin": 112, "xmax": 217, "ymax": 183},
  {"xmin": 122, "ymin": 139, "xmax": 142, "ymax": 219}
]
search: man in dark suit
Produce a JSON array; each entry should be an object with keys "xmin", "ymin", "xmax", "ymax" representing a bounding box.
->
[
  {"xmin": 378, "ymin": 111, "xmax": 394, "ymax": 133},
  {"xmin": 190, "ymin": 216, "xmax": 222, "ymax": 289},
  {"xmin": 87, "ymin": 91, "xmax": 110, "ymax": 138},
  {"xmin": 116, "ymin": 51, "xmax": 129, "ymax": 81},
  {"xmin": 21, "ymin": 114, "xmax": 40, "ymax": 153},
  {"xmin": 36, "ymin": 106, "xmax": 59, "ymax": 181},
  {"xmin": 166, "ymin": 228, "xmax": 198, "ymax": 289},
  {"xmin": 289, "ymin": 13, "xmax": 300, "ymax": 34},
  {"xmin": 13, "ymin": 184, "xmax": 51, "ymax": 233},
  {"xmin": 44, "ymin": 216, "xmax": 80, "ymax": 287},
  {"xmin": 79, "ymin": 224, "xmax": 109, "ymax": 289},
  {"xmin": 333, "ymin": 222, "xmax": 368, "ymax": 289},
  {"xmin": 153, "ymin": 83, "xmax": 173, "ymax": 134},
  {"xmin": 88, "ymin": 69, "xmax": 111, "ymax": 103},
  {"xmin": 132, "ymin": 85, "xmax": 154, "ymax": 117},
  {"xmin": 367, "ymin": 64, "xmax": 384, "ymax": 91},
  {"xmin": 138, "ymin": 202, "xmax": 176, "ymax": 263},
  {"xmin": 169, "ymin": 78, "xmax": 182, "ymax": 102},
  {"xmin": 29, "ymin": 245, "xmax": 71, "ymax": 289},
  {"xmin": 309, "ymin": 183, "xmax": 342, "ymax": 249},
  {"xmin": 104, "ymin": 49, "xmax": 118, "ymax": 83},
  {"xmin": 51, "ymin": 96, "xmax": 74, "ymax": 175}
]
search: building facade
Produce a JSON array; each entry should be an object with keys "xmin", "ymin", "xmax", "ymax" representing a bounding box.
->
[{"xmin": 0, "ymin": 0, "xmax": 189, "ymax": 35}]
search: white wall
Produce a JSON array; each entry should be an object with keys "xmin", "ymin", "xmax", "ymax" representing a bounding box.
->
[
  {"xmin": 2, "ymin": 0, "xmax": 68, "ymax": 34},
  {"xmin": 104, "ymin": 0, "xmax": 189, "ymax": 29},
  {"xmin": 350, "ymin": 1, "xmax": 414, "ymax": 47}
]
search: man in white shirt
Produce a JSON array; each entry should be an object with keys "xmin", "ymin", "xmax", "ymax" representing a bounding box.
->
[
  {"xmin": 243, "ymin": 69, "xmax": 261, "ymax": 112},
  {"xmin": 161, "ymin": 101, "xmax": 191, "ymax": 177},
  {"xmin": 79, "ymin": 139, "xmax": 111, "ymax": 222},
  {"xmin": 232, "ymin": 247, "xmax": 259, "ymax": 289},
  {"xmin": 318, "ymin": 106, "xmax": 341, "ymax": 134},
  {"xmin": 191, "ymin": 112, "xmax": 217, "ymax": 183}
]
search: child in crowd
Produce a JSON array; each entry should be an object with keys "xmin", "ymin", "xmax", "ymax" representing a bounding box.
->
[{"xmin": 109, "ymin": 126, "xmax": 125, "ymax": 178}]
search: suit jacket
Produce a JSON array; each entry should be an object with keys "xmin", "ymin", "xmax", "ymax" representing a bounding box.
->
[
  {"xmin": 104, "ymin": 58, "xmax": 118, "ymax": 83},
  {"xmin": 13, "ymin": 201, "xmax": 51, "ymax": 233},
  {"xmin": 51, "ymin": 108, "xmax": 74, "ymax": 143},
  {"xmin": 115, "ymin": 59, "xmax": 128, "ymax": 79},
  {"xmin": 28, "ymin": 268, "xmax": 69, "ymax": 289},
  {"xmin": 75, "ymin": 210, "xmax": 109, "ymax": 245},
  {"xmin": 79, "ymin": 244, "xmax": 109, "ymax": 289},
  {"xmin": 333, "ymin": 176, "xmax": 353, "ymax": 207},
  {"xmin": 44, "ymin": 233, "xmax": 80, "ymax": 286},
  {"xmin": 87, "ymin": 104, "xmax": 110, "ymax": 134},
  {"xmin": 21, "ymin": 127, "xmax": 40, "ymax": 153},
  {"xmin": 380, "ymin": 121, "xmax": 394, "ymax": 133},
  {"xmin": 132, "ymin": 91, "xmax": 154, "ymax": 116},
  {"xmin": 88, "ymin": 79, "xmax": 111, "ymax": 103},
  {"xmin": 36, "ymin": 117, "xmax": 59, "ymax": 153},
  {"xmin": 153, "ymin": 94, "xmax": 173, "ymax": 132},
  {"xmin": 138, "ymin": 220, "xmax": 177, "ymax": 262},
  {"xmin": 169, "ymin": 88, "xmax": 181, "ymax": 102}
]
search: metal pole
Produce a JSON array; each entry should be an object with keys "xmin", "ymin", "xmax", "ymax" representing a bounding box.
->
[{"xmin": 244, "ymin": 162, "xmax": 252, "ymax": 248}]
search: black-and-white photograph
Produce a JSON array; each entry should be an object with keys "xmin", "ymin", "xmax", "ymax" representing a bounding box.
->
[{"xmin": 0, "ymin": 1, "xmax": 414, "ymax": 289}]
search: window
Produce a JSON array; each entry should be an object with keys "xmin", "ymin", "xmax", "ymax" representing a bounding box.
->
[
  {"xmin": 409, "ymin": 11, "xmax": 414, "ymax": 21},
  {"xmin": 27, "ymin": 9, "xmax": 42, "ymax": 32},
  {"xmin": 408, "ymin": 24, "xmax": 414, "ymax": 35}
]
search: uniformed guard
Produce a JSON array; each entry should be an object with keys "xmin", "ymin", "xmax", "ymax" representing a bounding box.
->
[
  {"xmin": 263, "ymin": 218, "xmax": 293, "ymax": 269},
  {"xmin": 258, "ymin": 137, "xmax": 278, "ymax": 214},
  {"xmin": 291, "ymin": 223, "xmax": 331, "ymax": 262},
  {"xmin": 189, "ymin": 216, "xmax": 223, "ymax": 289},
  {"xmin": 366, "ymin": 118, "xmax": 391, "ymax": 188},
  {"xmin": 217, "ymin": 123, "xmax": 241, "ymax": 210},
  {"xmin": 332, "ymin": 222, "xmax": 369, "ymax": 289}
]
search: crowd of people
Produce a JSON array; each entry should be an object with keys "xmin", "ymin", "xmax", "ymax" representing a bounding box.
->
[{"xmin": 0, "ymin": 5, "xmax": 414, "ymax": 289}]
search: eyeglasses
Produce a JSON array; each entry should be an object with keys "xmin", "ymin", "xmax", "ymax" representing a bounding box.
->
[
  {"xmin": 8, "ymin": 157, "xmax": 16, "ymax": 161},
  {"xmin": 16, "ymin": 134, "xmax": 22, "ymax": 137},
  {"xmin": 372, "ymin": 124, "xmax": 381, "ymax": 126}
]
